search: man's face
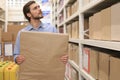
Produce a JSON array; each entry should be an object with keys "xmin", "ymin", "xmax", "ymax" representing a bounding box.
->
[{"xmin": 29, "ymin": 3, "xmax": 43, "ymax": 20}]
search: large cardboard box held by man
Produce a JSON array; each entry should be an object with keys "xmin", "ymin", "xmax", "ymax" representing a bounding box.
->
[{"xmin": 19, "ymin": 31, "xmax": 68, "ymax": 80}]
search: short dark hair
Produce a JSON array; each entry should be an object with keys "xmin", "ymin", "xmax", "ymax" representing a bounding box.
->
[{"xmin": 23, "ymin": 1, "xmax": 36, "ymax": 22}]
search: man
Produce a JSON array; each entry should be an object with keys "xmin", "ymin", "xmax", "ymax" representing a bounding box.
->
[{"xmin": 14, "ymin": 1, "xmax": 68, "ymax": 65}]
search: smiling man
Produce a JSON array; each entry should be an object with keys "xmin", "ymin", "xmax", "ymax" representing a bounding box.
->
[{"xmin": 14, "ymin": 1, "xmax": 68, "ymax": 65}]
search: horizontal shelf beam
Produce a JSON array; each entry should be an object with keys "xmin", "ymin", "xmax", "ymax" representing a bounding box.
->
[
  {"xmin": 81, "ymin": 39, "xmax": 120, "ymax": 51},
  {"xmin": 69, "ymin": 38, "xmax": 79, "ymax": 44}
]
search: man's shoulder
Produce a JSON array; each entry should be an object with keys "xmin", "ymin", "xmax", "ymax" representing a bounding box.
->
[
  {"xmin": 20, "ymin": 25, "xmax": 30, "ymax": 31},
  {"xmin": 42, "ymin": 23, "xmax": 54, "ymax": 28}
]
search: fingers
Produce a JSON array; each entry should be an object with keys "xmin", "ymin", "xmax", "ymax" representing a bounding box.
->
[
  {"xmin": 60, "ymin": 55, "xmax": 69, "ymax": 64},
  {"xmin": 16, "ymin": 55, "xmax": 25, "ymax": 65}
]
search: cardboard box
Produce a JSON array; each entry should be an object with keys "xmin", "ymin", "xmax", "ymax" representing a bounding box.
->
[
  {"xmin": 1, "ymin": 32, "xmax": 13, "ymax": 42},
  {"xmin": 66, "ymin": 6, "xmax": 71, "ymax": 18},
  {"xmin": 101, "ymin": 7, "xmax": 111, "ymax": 40},
  {"xmin": 111, "ymin": 2, "xmax": 120, "ymax": 41},
  {"xmin": 72, "ymin": 44, "xmax": 79, "ymax": 65},
  {"xmin": 89, "ymin": 16, "xmax": 93, "ymax": 39},
  {"xmin": 7, "ymin": 25, "xmax": 25, "ymax": 33},
  {"xmin": 89, "ymin": 3, "xmax": 120, "ymax": 41},
  {"xmin": 66, "ymin": 24, "xmax": 72, "ymax": 38},
  {"xmin": 19, "ymin": 32, "xmax": 68, "ymax": 80},
  {"xmin": 68, "ymin": 43, "xmax": 73, "ymax": 60},
  {"xmin": 92, "ymin": 12, "xmax": 102, "ymax": 40},
  {"xmin": 110, "ymin": 56, "xmax": 120, "ymax": 80},
  {"xmin": 99, "ymin": 52, "xmax": 110, "ymax": 80},
  {"xmin": 90, "ymin": 49, "xmax": 99, "ymax": 79},
  {"xmin": 72, "ymin": 21, "xmax": 79, "ymax": 39}
]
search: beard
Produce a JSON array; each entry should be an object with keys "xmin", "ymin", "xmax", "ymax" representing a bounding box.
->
[{"xmin": 32, "ymin": 14, "xmax": 43, "ymax": 20}]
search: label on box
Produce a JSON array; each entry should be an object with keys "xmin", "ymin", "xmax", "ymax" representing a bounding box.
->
[
  {"xmin": 83, "ymin": 48, "xmax": 90, "ymax": 73},
  {"xmin": 4, "ymin": 43, "xmax": 13, "ymax": 56}
]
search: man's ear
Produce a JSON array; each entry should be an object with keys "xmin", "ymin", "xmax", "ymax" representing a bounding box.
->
[{"xmin": 27, "ymin": 13, "xmax": 31, "ymax": 18}]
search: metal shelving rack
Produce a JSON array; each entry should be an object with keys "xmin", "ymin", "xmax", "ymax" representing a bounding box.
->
[
  {"xmin": 52, "ymin": 0, "xmax": 120, "ymax": 80},
  {"xmin": 0, "ymin": 0, "xmax": 7, "ymax": 32}
]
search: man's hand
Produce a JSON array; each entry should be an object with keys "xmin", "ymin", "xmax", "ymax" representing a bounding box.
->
[
  {"xmin": 60, "ymin": 54, "xmax": 68, "ymax": 64},
  {"xmin": 16, "ymin": 55, "xmax": 25, "ymax": 65}
]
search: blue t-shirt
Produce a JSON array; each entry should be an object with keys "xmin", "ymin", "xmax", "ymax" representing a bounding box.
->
[{"xmin": 14, "ymin": 22, "xmax": 57, "ymax": 61}]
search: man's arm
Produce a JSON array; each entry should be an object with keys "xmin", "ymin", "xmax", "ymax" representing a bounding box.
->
[{"xmin": 14, "ymin": 31, "xmax": 25, "ymax": 64}]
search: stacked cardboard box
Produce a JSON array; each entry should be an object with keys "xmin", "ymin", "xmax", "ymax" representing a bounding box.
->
[
  {"xmin": 66, "ymin": 24, "xmax": 72, "ymax": 38},
  {"xmin": 68, "ymin": 43, "xmax": 79, "ymax": 65},
  {"xmin": 0, "ymin": 25, "xmax": 25, "ymax": 61},
  {"xmin": 72, "ymin": 21, "xmax": 79, "ymax": 39},
  {"xmin": 99, "ymin": 52, "xmax": 110, "ymax": 80},
  {"xmin": 90, "ymin": 48, "xmax": 99, "ymax": 79},
  {"xmin": 82, "ymin": 47, "xmax": 120, "ymax": 80},
  {"xmin": 71, "ymin": 0, "xmax": 79, "ymax": 15},
  {"xmin": 7, "ymin": 25, "xmax": 25, "ymax": 43},
  {"xmin": 110, "ymin": 56, "xmax": 120, "ymax": 80},
  {"xmin": 89, "ymin": 3, "xmax": 120, "ymax": 41},
  {"xmin": 66, "ymin": 6, "xmax": 71, "ymax": 18}
]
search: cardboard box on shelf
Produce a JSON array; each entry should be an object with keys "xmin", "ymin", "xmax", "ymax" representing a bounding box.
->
[
  {"xmin": 1, "ymin": 32, "xmax": 13, "ymax": 42},
  {"xmin": 101, "ymin": 7, "xmax": 111, "ymax": 40},
  {"xmin": 72, "ymin": 44, "xmax": 79, "ymax": 65},
  {"xmin": 66, "ymin": 24, "xmax": 72, "ymax": 38},
  {"xmin": 66, "ymin": 6, "xmax": 71, "ymax": 18},
  {"xmin": 89, "ymin": 16, "xmax": 93, "ymax": 39},
  {"xmin": 19, "ymin": 32, "xmax": 68, "ymax": 80},
  {"xmin": 92, "ymin": 12, "xmax": 102, "ymax": 40},
  {"xmin": 110, "ymin": 56, "xmax": 120, "ymax": 80},
  {"xmin": 89, "ymin": 3, "xmax": 120, "ymax": 41},
  {"xmin": 68, "ymin": 43, "xmax": 73, "ymax": 60},
  {"xmin": 111, "ymin": 2, "xmax": 120, "ymax": 41},
  {"xmin": 7, "ymin": 25, "xmax": 25, "ymax": 33},
  {"xmin": 72, "ymin": 21, "xmax": 79, "ymax": 39},
  {"xmin": 99, "ymin": 52, "xmax": 110, "ymax": 80},
  {"xmin": 90, "ymin": 49, "xmax": 99, "ymax": 79}
]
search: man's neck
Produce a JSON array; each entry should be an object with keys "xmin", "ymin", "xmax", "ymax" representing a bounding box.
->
[{"xmin": 30, "ymin": 19, "xmax": 41, "ymax": 28}]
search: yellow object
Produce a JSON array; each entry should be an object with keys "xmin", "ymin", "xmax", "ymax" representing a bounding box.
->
[
  {"xmin": 0, "ymin": 61, "xmax": 12, "ymax": 80},
  {"xmin": 4, "ymin": 63, "xmax": 19, "ymax": 80}
]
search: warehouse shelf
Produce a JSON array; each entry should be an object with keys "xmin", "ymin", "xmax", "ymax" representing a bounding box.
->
[
  {"xmin": 80, "ymin": 0, "xmax": 103, "ymax": 13},
  {"xmin": 81, "ymin": 39, "xmax": 120, "ymax": 51},
  {"xmin": 81, "ymin": 0, "xmax": 119, "ymax": 17},
  {"xmin": 57, "ymin": 0, "xmax": 76, "ymax": 16},
  {"xmin": 68, "ymin": 60, "xmax": 79, "ymax": 72},
  {"xmin": 58, "ymin": 21, "xmax": 64, "ymax": 27},
  {"xmin": 69, "ymin": 38, "xmax": 79, "ymax": 44},
  {"xmin": 65, "ymin": 11, "xmax": 79, "ymax": 24},
  {"xmin": 80, "ymin": 69, "xmax": 95, "ymax": 80},
  {"xmin": 65, "ymin": 76, "xmax": 69, "ymax": 80},
  {"xmin": 52, "ymin": 0, "xmax": 120, "ymax": 80},
  {"xmin": 0, "ymin": 18, "xmax": 5, "ymax": 22}
]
